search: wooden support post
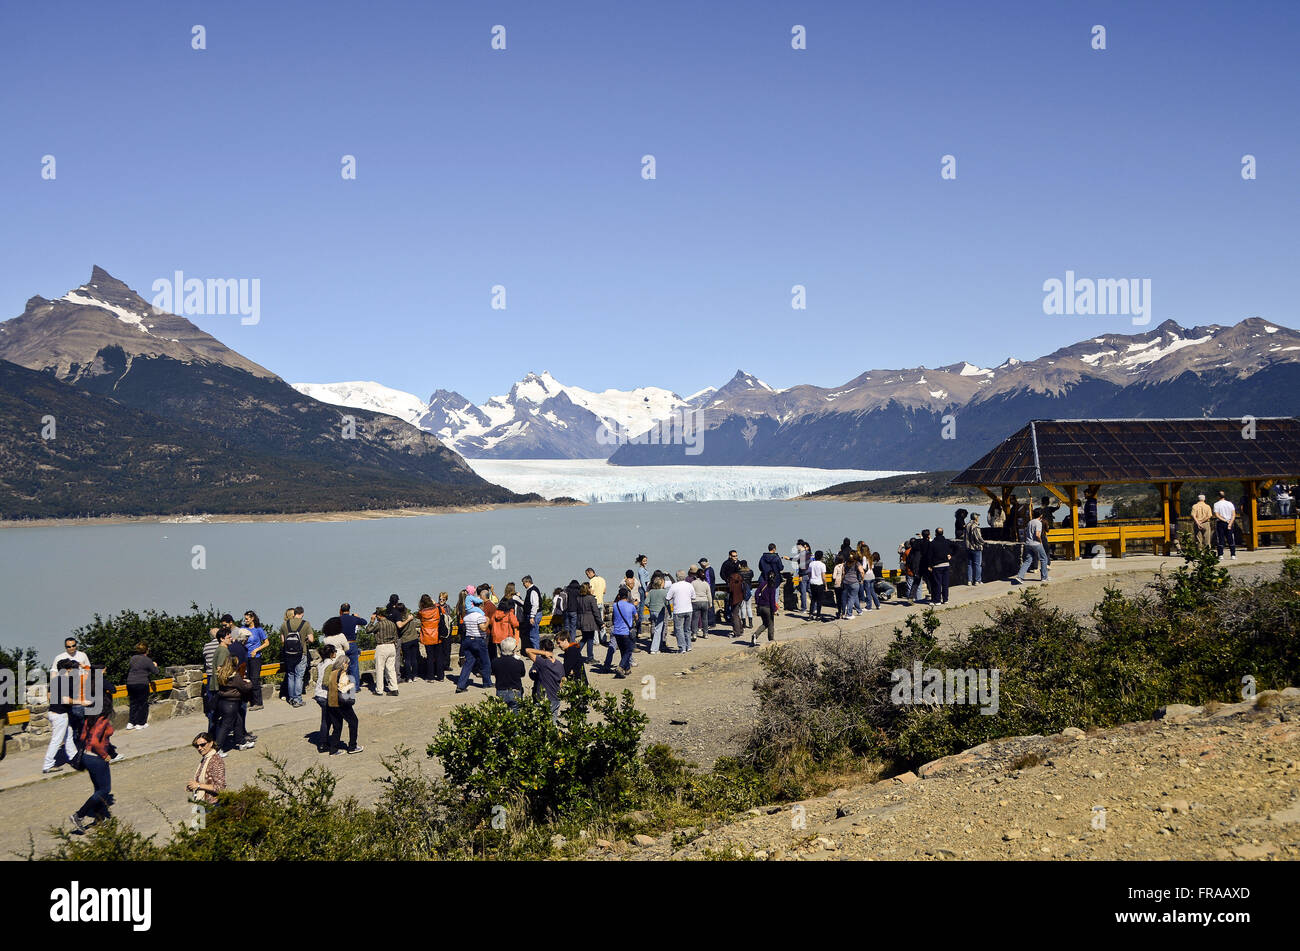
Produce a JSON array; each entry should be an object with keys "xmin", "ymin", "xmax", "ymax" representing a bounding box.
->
[
  {"xmin": 1068, "ymin": 484, "xmax": 1080, "ymax": 559},
  {"xmin": 1246, "ymin": 480, "xmax": 1260, "ymax": 552},
  {"xmin": 1164, "ymin": 483, "xmax": 1175, "ymax": 556}
]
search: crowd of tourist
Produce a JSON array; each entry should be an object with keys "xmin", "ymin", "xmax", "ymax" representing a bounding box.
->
[{"xmin": 32, "ymin": 496, "xmax": 1265, "ymax": 834}]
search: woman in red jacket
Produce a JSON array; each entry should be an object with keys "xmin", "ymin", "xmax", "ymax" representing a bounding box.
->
[{"xmin": 70, "ymin": 701, "xmax": 115, "ymax": 833}]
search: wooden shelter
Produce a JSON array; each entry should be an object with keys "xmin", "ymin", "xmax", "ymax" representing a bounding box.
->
[{"xmin": 950, "ymin": 418, "xmax": 1300, "ymax": 559}]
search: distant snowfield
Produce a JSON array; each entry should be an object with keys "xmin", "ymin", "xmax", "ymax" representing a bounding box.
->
[{"xmin": 467, "ymin": 459, "xmax": 914, "ymax": 503}]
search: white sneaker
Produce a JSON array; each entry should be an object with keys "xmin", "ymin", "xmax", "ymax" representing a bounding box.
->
[
  {"xmin": 137, "ymin": 723, "xmax": 148, "ymax": 730},
  {"xmin": 125, "ymin": 723, "xmax": 135, "ymax": 730},
  {"xmin": 1231, "ymin": 554, "xmax": 1238, "ymax": 560}
]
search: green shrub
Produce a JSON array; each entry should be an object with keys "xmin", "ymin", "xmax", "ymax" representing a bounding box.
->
[
  {"xmin": 428, "ymin": 678, "xmax": 648, "ymax": 823},
  {"xmin": 70, "ymin": 604, "xmax": 221, "ymax": 684}
]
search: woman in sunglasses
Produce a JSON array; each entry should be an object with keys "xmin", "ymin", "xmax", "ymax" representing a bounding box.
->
[{"xmin": 186, "ymin": 732, "xmax": 226, "ymax": 806}]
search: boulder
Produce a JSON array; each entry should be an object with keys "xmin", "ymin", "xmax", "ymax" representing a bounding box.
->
[{"xmin": 1157, "ymin": 704, "xmax": 1204, "ymax": 719}]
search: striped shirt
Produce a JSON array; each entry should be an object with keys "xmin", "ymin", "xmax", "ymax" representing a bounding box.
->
[{"xmin": 203, "ymin": 638, "xmax": 220, "ymax": 676}]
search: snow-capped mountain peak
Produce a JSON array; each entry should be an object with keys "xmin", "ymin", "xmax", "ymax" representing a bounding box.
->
[{"xmin": 290, "ymin": 381, "xmax": 429, "ymax": 426}]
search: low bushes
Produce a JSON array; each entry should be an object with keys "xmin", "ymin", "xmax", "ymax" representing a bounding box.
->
[{"xmin": 742, "ymin": 544, "xmax": 1300, "ymax": 776}]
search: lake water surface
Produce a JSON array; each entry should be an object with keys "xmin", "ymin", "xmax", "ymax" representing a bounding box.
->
[{"xmin": 4, "ymin": 500, "xmax": 962, "ymax": 663}]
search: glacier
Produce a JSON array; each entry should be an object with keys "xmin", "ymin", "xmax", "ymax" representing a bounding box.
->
[{"xmin": 467, "ymin": 459, "xmax": 914, "ymax": 504}]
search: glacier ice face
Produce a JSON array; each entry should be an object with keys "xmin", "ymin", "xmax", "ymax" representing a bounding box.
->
[{"xmin": 467, "ymin": 459, "xmax": 914, "ymax": 504}]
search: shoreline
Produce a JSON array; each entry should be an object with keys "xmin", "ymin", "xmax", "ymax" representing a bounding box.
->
[{"xmin": 0, "ymin": 498, "xmax": 584, "ymax": 530}]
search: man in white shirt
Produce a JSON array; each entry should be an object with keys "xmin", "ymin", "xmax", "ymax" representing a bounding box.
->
[
  {"xmin": 806, "ymin": 554, "xmax": 828, "ymax": 617},
  {"xmin": 53, "ymin": 637, "xmax": 90, "ymax": 670},
  {"xmin": 1016, "ymin": 514, "xmax": 1049, "ymax": 583},
  {"xmin": 666, "ymin": 570, "xmax": 696, "ymax": 653},
  {"xmin": 1212, "ymin": 491, "xmax": 1237, "ymax": 560}
]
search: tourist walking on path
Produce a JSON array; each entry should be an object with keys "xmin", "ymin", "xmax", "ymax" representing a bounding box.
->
[
  {"xmin": 1213, "ymin": 491, "xmax": 1237, "ymax": 559},
  {"xmin": 42, "ymin": 659, "xmax": 82, "ymax": 773},
  {"xmin": 754, "ymin": 572, "xmax": 779, "ymax": 645},
  {"xmin": 645, "ymin": 575, "xmax": 668, "ymax": 653},
  {"xmin": 603, "ymin": 589, "xmax": 637, "ymax": 678},
  {"xmin": 807, "ymin": 551, "xmax": 828, "ymax": 619},
  {"xmin": 1016, "ymin": 513, "xmax": 1050, "ymax": 584},
  {"xmin": 124, "ymin": 642, "xmax": 158, "ymax": 730},
  {"xmin": 521, "ymin": 576, "xmax": 543, "ymax": 651},
  {"xmin": 186, "ymin": 733, "xmax": 226, "ymax": 806},
  {"xmin": 278, "ymin": 607, "xmax": 314, "ymax": 707},
  {"xmin": 667, "ymin": 570, "xmax": 695, "ymax": 653},
  {"xmin": 313, "ymin": 645, "xmax": 338, "ymax": 752},
  {"xmin": 928, "ymin": 530, "xmax": 953, "ymax": 604},
  {"xmin": 964, "ymin": 515, "xmax": 985, "ymax": 585},
  {"xmin": 323, "ymin": 655, "xmax": 362, "ymax": 755},
  {"xmin": 241, "ymin": 612, "xmax": 267, "ymax": 710},
  {"xmin": 1190, "ymin": 494, "xmax": 1214, "ymax": 548},
  {"xmin": 367, "ymin": 606, "xmax": 402, "ymax": 696},
  {"xmin": 455, "ymin": 590, "xmax": 492, "ymax": 693},
  {"xmin": 68, "ymin": 703, "xmax": 115, "ymax": 834}
]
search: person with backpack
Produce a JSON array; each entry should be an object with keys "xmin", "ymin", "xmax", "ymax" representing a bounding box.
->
[
  {"xmin": 324, "ymin": 654, "xmax": 363, "ymax": 755},
  {"xmin": 278, "ymin": 607, "xmax": 315, "ymax": 707},
  {"xmin": 754, "ymin": 572, "xmax": 780, "ymax": 645},
  {"xmin": 396, "ymin": 603, "xmax": 420, "ymax": 683},
  {"xmin": 520, "ymin": 576, "xmax": 543, "ymax": 651},
  {"xmin": 68, "ymin": 703, "xmax": 115, "ymax": 834},
  {"xmin": 563, "ymin": 579, "xmax": 582, "ymax": 639},
  {"xmin": 602, "ymin": 588, "xmax": 638, "ymax": 678}
]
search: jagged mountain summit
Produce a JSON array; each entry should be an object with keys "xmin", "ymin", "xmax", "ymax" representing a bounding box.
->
[{"xmin": 0, "ymin": 268, "xmax": 525, "ymax": 517}]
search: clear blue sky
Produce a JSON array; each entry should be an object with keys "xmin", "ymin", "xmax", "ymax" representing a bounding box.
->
[{"xmin": 2, "ymin": 0, "xmax": 1296, "ymax": 403}]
